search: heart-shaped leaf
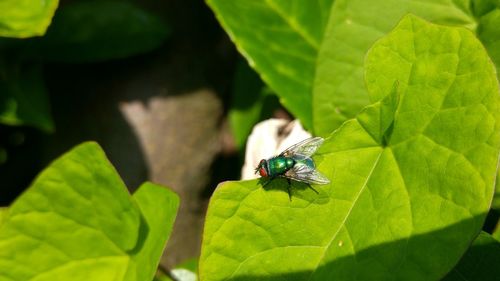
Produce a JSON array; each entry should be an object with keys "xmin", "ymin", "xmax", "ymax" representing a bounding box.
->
[
  {"xmin": 313, "ymin": 0, "xmax": 500, "ymax": 136},
  {"xmin": 199, "ymin": 15, "xmax": 500, "ymax": 281},
  {"xmin": 0, "ymin": 142, "xmax": 179, "ymax": 281}
]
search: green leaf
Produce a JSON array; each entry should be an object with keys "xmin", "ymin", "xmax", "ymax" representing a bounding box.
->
[
  {"xmin": 442, "ymin": 232, "xmax": 500, "ymax": 281},
  {"xmin": 493, "ymin": 220, "xmax": 500, "ymax": 241},
  {"xmin": 476, "ymin": 6, "xmax": 500, "ymax": 80},
  {"xmin": 229, "ymin": 60, "xmax": 265, "ymax": 149},
  {"xmin": 0, "ymin": 142, "xmax": 179, "ymax": 281},
  {"xmin": 129, "ymin": 182, "xmax": 179, "ymax": 281},
  {"xmin": 229, "ymin": 60, "xmax": 278, "ymax": 150},
  {"xmin": 0, "ymin": 208, "xmax": 7, "ymax": 227},
  {"xmin": 23, "ymin": 0, "xmax": 170, "ymax": 63},
  {"xmin": 0, "ymin": 0, "xmax": 59, "ymax": 38},
  {"xmin": 154, "ymin": 259, "xmax": 198, "ymax": 281},
  {"xmin": 0, "ymin": 61, "xmax": 54, "ymax": 132},
  {"xmin": 493, "ymin": 170, "xmax": 500, "ymax": 210},
  {"xmin": 172, "ymin": 258, "xmax": 198, "ymax": 281},
  {"xmin": 176, "ymin": 258, "xmax": 198, "ymax": 273},
  {"xmin": 199, "ymin": 15, "xmax": 500, "ymax": 281},
  {"xmin": 472, "ymin": 0, "xmax": 499, "ymax": 17},
  {"xmin": 312, "ymin": 0, "xmax": 481, "ymax": 136},
  {"xmin": 207, "ymin": 0, "xmax": 336, "ymax": 129}
]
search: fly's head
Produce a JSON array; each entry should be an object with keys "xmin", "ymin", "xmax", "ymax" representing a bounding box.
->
[{"xmin": 255, "ymin": 159, "xmax": 268, "ymax": 177}]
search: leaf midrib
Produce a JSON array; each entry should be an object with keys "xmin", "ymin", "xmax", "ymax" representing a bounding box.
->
[{"xmin": 264, "ymin": 0, "xmax": 320, "ymax": 50}]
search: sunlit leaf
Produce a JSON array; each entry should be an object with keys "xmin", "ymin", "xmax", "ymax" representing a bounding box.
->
[
  {"xmin": 0, "ymin": 0, "xmax": 59, "ymax": 38},
  {"xmin": 207, "ymin": 0, "xmax": 335, "ymax": 129},
  {"xmin": 0, "ymin": 142, "xmax": 179, "ymax": 281},
  {"xmin": 312, "ymin": 0, "xmax": 500, "ymax": 136},
  {"xmin": 199, "ymin": 15, "xmax": 500, "ymax": 281}
]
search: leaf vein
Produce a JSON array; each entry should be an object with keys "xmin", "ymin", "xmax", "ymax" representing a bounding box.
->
[{"xmin": 306, "ymin": 150, "xmax": 384, "ymax": 280}]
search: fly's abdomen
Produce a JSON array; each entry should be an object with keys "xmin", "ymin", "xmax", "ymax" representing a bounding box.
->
[
  {"xmin": 268, "ymin": 157, "xmax": 295, "ymax": 177},
  {"xmin": 297, "ymin": 158, "xmax": 315, "ymax": 169}
]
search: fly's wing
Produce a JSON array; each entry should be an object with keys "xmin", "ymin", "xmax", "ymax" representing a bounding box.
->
[
  {"xmin": 284, "ymin": 163, "xmax": 330, "ymax": 185},
  {"xmin": 280, "ymin": 137, "xmax": 324, "ymax": 160}
]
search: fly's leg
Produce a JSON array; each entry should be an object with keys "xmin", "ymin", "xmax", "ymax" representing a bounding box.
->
[
  {"xmin": 307, "ymin": 183, "xmax": 319, "ymax": 194},
  {"xmin": 262, "ymin": 177, "xmax": 274, "ymax": 187},
  {"xmin": 286, "ymin": 178, "xmax": 292, "ymax": 201}
]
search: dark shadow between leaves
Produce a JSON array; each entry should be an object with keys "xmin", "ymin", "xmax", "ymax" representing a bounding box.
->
[
  {"xmin": 217, "ymin": 213, "xmax": 495, "ymax": 281},
  {"xmin": 127, "ymin": 209, "xmax": 150, "ymax": 255}
]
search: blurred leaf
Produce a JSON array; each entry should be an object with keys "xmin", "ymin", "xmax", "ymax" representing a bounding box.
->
[
  {"xmin": 180, "ymin": 259, "xmax": 197, "ymax": 272},
  {"xmin": 0, "ymin": 61, "xmax": 53, "ymax": 132},
  {"xmin": 0, "ymin": 208, "xmax": 7, "ymax": 227},
  {"xmin": 172, "ymin": 258, "xmax": 198, "ymax": 281},
  {"xmin": 207, "ymin": 0, "xmax": 336, "ymax": 129},
  {"xmin": 476, "ymin": 6, "xmax": 500, "ymax": 77},
  {"xmin": 472, "ymin": 0, "xmax": 499, "ymax": 17},
  {"xmin": 23, "ymin": 0, "xmax": 170, "ymax": 63},
  {"xmin": 0, "ymin": 142, "xmax": 179, "ymax": 281},
  {"xmin": 154, "ymin": 259, "xmax": 198, "ymax": 281},
  {"xmin": 442, "ymin": 232, "xmax": 500, "ymax": 281},
  {"xmin": 154, "ymin": 274, "xmax": 173, "ymax": 281},
  {"xmin": 170, "ymin": 269, "xmax": 197, "ymax": 281},
  {"xmin": 312, "ymin": 0, "xmax": 500, "ymax": 136},
  {"xmin": 229, "ymin": 60, "xmax": 264, "ymax": 149},
  {"xmin": 199, "ymin": 15, "xmax": 500, "ymax": 281},
  {"xmin": 229, "ymin": 60, "xmax": 278, "ymax": 150},
  {"xmin": 493, "ymin": 171, "xmax": 500, "ymax": 210},
  {"xmin": 0, "ymin": 0, "xmax": 59, "ymax": 38},
  {"xmin": 420, "ymin": 1, "xmax": 500, "ymax": 217},
  {"xmin": 493, "ymin": 221, "xmax": 500, "ymax": 241},
  {"xmin": 0, "ymin": 146, "xmax": 6, "ymax": 164}
]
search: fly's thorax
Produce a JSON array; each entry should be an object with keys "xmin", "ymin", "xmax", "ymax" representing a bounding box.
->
[{"xmin": 267, "ymin": 156, "xmax": 295, "ymax": 177}]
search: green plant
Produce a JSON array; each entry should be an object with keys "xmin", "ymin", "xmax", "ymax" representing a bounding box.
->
[
  {"xmin": 0, "ymin": 0, "xmax": 169, "ymax": 132},
  {"xmin": 2, "ymin": 1, "xmax": 500, "ymax": 281},
  {"xmin": 209, "ymin": 0, "xmax": 500, "ymax": 136},
  {"xmin": 0, "ymin": 0, "xmax": 59, "ymax": 38},
  {"xmin": 443, "ymin": 231, "xmax": 500, "ymax": 281},
  {"xmin": 0, "ymin": 142, "xmax": 179, "ymax": 281},
  {"xmin": 200, "ymin": 14, "xmax": 500, "ymax": 281}
]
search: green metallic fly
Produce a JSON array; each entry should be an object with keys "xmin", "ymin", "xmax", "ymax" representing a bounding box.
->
[{"xmin": 255, "ymin": 137, "xmax": 330, "ymax": 199}]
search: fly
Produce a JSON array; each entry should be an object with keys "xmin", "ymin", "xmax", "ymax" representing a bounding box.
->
[{"xmin": 255, "ymin": 137, "xmax": 330, "ymax": 200}]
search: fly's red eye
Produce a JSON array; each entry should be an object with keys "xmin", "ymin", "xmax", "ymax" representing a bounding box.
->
[{"xmin": 259, "ymin": 167, "xmax": 268, "ymax": 177}]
